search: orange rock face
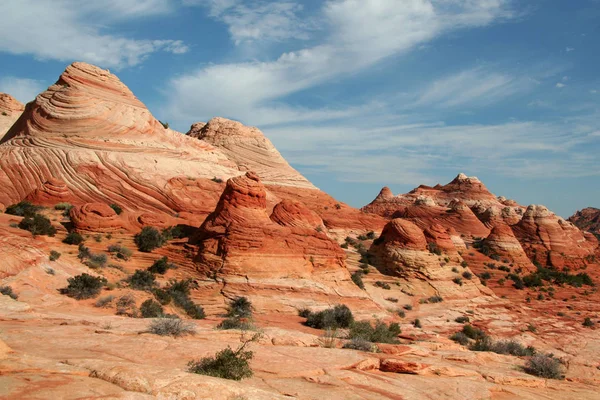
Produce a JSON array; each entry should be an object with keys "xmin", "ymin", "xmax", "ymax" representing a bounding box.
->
[
  {"xmin": 25, "ymin": 178, "xmax": 73, "ymax": 206},
  {"xmin": 194, "ymin": 172, "xmax": 347, "ymax": 279},
  {"xmin": 569, "ymin": 207, "xmax": 600, "ymax": 235},
  {"xmin": 0, "ymin": 93, "xmax": 24, "ymax": 137},
  {"xmin": 70, "ymin": 203, "xmax": 125, "ymax": 233},
  {"xmin": 482, "ymin": 223, "xmax": 534, "ymax": 269},
  {"xmin": 511, "ymin": 205, "xmax": 598, "ymax": 269}
]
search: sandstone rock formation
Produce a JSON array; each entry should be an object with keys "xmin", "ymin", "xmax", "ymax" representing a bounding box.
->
[
  {"xmin": 569, "ymin": 207, "xmax": 600, "ymax": 236},
  {"xmin": 482, "ymin": 224, "xmax": 534, "ymax": 269},
  {"xmin": 0, "ymin": 93, "xmax": 24, "ymax": 137},
  {"xmin": 511, "ymin": 205, "xmax": 598, "ymax": 269}
]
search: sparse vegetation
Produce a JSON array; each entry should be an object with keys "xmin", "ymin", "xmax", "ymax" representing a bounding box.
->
[
  {"xmin": 60, "ymin": 273, "xmax": 107, "ymax": 299},
  {"xmin": 63, "ymin": 232, "xmax": 84, "ymax": 245},
  {"xmin": 148, "ymin": 317, "xmax": 196, "ymax": 337},
  {"xmin": 403, "ymin": 304, "xmax": 413, "ymax": 311},
  {"xmin": 5, "ymin": 201, "xmax": 42, "ymax": 217},
  {"xmin": 450, "ymin": 331, "xmax": 470, "ymax": 345},
  {"xmin": 374, "ymin": 281, "xmax": 391, "ymax": 290},
  {"xmin": 427, "ymin": 242, "xmax": 442, "ymax": 255},
  {"xmin": 94, "ymin": 295, "xmax": 115, "ymax": 308},
  {"xmin": 109, "ymin": 203, "xmax": 123, "ymax": 215},
  {"xmin": 412, "ymin": 319, "xmax": 422, "ymax": 328},
  {"xmin": 0, "ymin": 286, "xmax": 18, "ymax": 300},
  {"xmin": 522, "ymin": 266, "xmax": 594, "ymax": 288},
  {"xmin": 303, "ymin": 305, "xmax": 354, "ymax": 330},
  {"xmin": 134, "ymin": 226, "xmax": 165, "ymax": 252},
  {"xmin": 18, "ymin": 214, "xmax": 56, "ymax": 236},
  {"xmin": 461, "ymin": 325, "xmax": 486, "ymax": 340},
  {"xmin": 188, "ymin": 336, "xmax": 258, "ymax": 381},
  {"xmin": 583, "ymin": 317, "xmax": 595, "ymax": 327},
  {"xmin": 54, "ymin": 202, "xmax": 73, "ymax": 215},
  {"xmin": 211, "ymin": 177, "xmax": 224, "ymax": 183},
  {"xmin": 148, "ymin": 256, "xmax": 176, "ymax": 274},
  {"xmin": 343, "ymin": 338, "xmax": 377, "ymax": 352},
  {"xmin": 524, "ymin": 354, "xmax": 563, "ymax": 379},
  {"xmin": 128, "ymin": 270, "xmax": 156, "ymax": 290},
  {"xmin": 421, "ymin": 295, "xmax": 443, "ymax": 304},
  {"xmin": 470, "ymin": 337, "xmax": 535, "ymax": 356},
  {"xmin": 219, "ymin": 297, "xmax": 252, "ymax": 329},
  {"xmin": 107, "ymin": 244, "xmax": 133, "ymax": 261},
  {"xmin": 351, "ymin": 271, "xmax": 365, "ymax": 290},
  {"xmin": 453, "ymin": 277, "xmax": 463, "ymax": 286},
  {"xmin": 348, "ymin": 320, "xmax": 400, "ymax": 344},
  {"xmin": 163, "ymin": 279, "xmax": 206, "ymax": 319},
  {"xmin": 460, "ymin": 260, "xmax": 468, "ymax": 268},
  {"xmin": 140, "ymin": 299, "xmax": 164, "ymax": 318},
  {"xmin": 49, "ymin": 250, "xmax": 61, "ymax": 261},
  {"xmin": 455, "ymin": 316, "xmax": 470, "ymax": 324},
  {"xmin": 462, "ymin": 271, "xmax": 472, "ymax": 280}
]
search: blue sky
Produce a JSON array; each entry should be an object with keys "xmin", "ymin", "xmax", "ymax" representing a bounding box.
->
[{"xmin": 1, "ymin": 0, "xmax": 598, "ymax": 217}]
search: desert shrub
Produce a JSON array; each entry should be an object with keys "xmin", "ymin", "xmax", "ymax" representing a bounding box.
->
[
  {"xmin": 298, "ymin": 308, "xmax": 312, "ymax": 318},
  {"xmin": 523, "ymin": 266, "xmax": 594, "ymax": 288},
  {"xmin": 148, "ymin": 317, "xmax": 196, "ymax": 337},
  {"xmin": 351, "ymin": 271, "xmax": 365, "ymax": 289},
  {"xmin": 128, "ymin": 270, "xmax": 156, "ymax": 290},
  {"xmin": 211, "ymin": 177, "xmax": 224, "ymax": 183},
  {"xmin": 49, "ymin": 250, "xmax": 61, "ymax": 261},
  {"xmin": 162, "ymin": 225, "xmax": 190, "ymax": 240},
  {"xmin": 348, "ymin": 320, "xmax": 400, "ymax": 344},
  {"xmin": 94, "ymin": 295, "xmax": 114, "ymax": 308},
  {"xmin": 0, "ymin": 286, "xmax": 18, "ymax": 300},
  {"xmin": 164, "ymin": 279, "xmax": 205, "ymax": 319},
  {"xmin": 425, "ymin": 295, "xmax": 443, "ymax": 303},
  {"xmin": 403, "ymin": 304, "xmax": 413, "ymax": 310},
  {"xmin": 77, "ymin": 244, "xmax": 92, "ymax": 260},
  {"xmin": 226, "ymin": 297, "xmax": 253, "ymax": 319},
  {"xmin": 455, "ymin": 316, "xmax": 470, "ymax": 324},
  {"xmin": 109, "ymin": 203, "xmax": 123, "ymax": 215},
  {"xmin": 159, "ymin": 120, "xmax": 169, "ymax": 129},
  {"xmin": 54, "ymin": 202, "xmax": 72, "ymax": 211},
  {"xmin": 134, "ymin": 226, "xmax": 165, "ymax": 252},
  {"xmin": 183, "ymin": 302, "xmax": 206, "ymax": 319},
  {"xmin": 450, "ymin": 331, "xmax": 470, "ymax": 345},
  {"xmin": 385, "ymin": 297, "xmax": 398, "ymax": 303},
  {"xmin": 583, "ymin": 317, "xmax": 595, "ymax": 327},
  {"xmin": 343, "ymin": 338, "xmax": 377, "ymax": 352},
  {"xmin": 188, "ymin": 340, "xmax": 254, "ymax": 381},
  {"xmin": 413, "ymin": 319, "xmax": 422, "ymax": 328},
  {"xmin": 152, "ymin": 288, "xmax": 172, "ymax": 305},
  {"xmin": 140, "ymin": 299, "xmax": 164, "ymax": 318},
  {"xmin": 427, "ymin": 242, "xmax": 442, "ymax": 255},
  {"xmin": 18, "ymin": 214, "xmax": 56, "ymax": 236},
  {"xmin": 479, "ymin": 271, "xmax": 492, "ymax": 280},
  {"xmin": 60, "ymin": 273, "xmax": 107, "ymax": 299},
  {"xmin": 462, "ymin": 271, "xmax": 473, "ymax": 280},
  {"xmin": 366, "ymin": 231, "xmax": 376, "ymax": 240},
  {"xmin": 5, "ymin": 201, "xmax": 42, "ymax": 217},
  {"xmin": 218, "ymin": 317, "xmax": 253, "ymax": 330},
  {"xmin": 460, "ymin": 260, "xmax": 468, "ymax": 268},
  {"xmin": 396, "ymin": 310, "xmax": 406, "ymax": 318},
  {"xmin": 470, "ymin": 337, "xmax": 535, "ymax": 356},
  {"xmin": 498, "ymin": 265, "xmax": 511, "ymax": 272},
  {"xmin": 357, "ymin": 234, "xmax": 368, "ymax": 241},
  {"xmin": 116, "ymin": 294, "xmax": 135, "ymax": 308},
  {"xmin": 524, "ymin": 354, "xmax": 563, "ymax": 379},
  {"xmin": 462, "ymin": 325, "xmax": 486, "ymax": 340},
  {"xmin": 374, "ymin": 281, "xmax": 391, "ymax": 290},
  {"xmin": 107, "ymin": 244, "xmax": 133, "ymax": 261},
  {"xmin": 452, "ymin": 267, "xmax": 459, "ymax": 273},
  {"xmin": 453, "ymin": 277, "xmax": 463, "ymax": 286},
  {"xmin": 94, "ymin": 234, "xmax": 103, "ymax": 242},
  {"xmin": 63, "ymin": 232, "xmax": 84, "ymax": 245},
  {"xmin": 147, "ymin": 257, "xmax": 175, "ymax": 274},
  {"xmin": 87, "ymin": 253, "xmax": 108, "ymax": 269},
  {"xmin": 304, "ymin": 305, "xmax": 354, "ymax": 330}
]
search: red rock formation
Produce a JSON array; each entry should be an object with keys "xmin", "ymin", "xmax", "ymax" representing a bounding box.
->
[
  {"xmin": 194, "ymin": 172, "xmax": 347, "ymax": 279},
  {"xmin": 0, "ymin": 93, "xmax": 24, "ymax": 137},
  {"xmin": 25, "ymin": 178, "xmax": 73, "ymax": 206},
  {"xmin": 368, "ymin": 218, "xmax": 491, "ymax": 300},
  {"xmin": 482, "ymin": 224, "xmax": 533, "ymax": 269},
  {"xmin": 568, "ymin": 207, "xmax": 600, "ymax": 235},
  {"xmin": 511, "ymin": 205, "xmax": 597, "ymax": 269},
  {"xmin": 270, "ymin": 199, "xmax": 323, "ymax": 229},
  {"xmin": 70, "ymin": 203, "xmax": 125, "ymax": 233}
]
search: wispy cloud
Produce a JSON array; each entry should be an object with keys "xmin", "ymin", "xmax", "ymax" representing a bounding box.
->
[
  {"xmin": 0, "ymin": 0, "xmax": 187, "ymax": 68},
  {"xmin": 0, "ymin": 76, "xmax": 45, "ymax": 103}
]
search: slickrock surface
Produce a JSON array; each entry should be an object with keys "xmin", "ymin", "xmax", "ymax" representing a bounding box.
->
[
  {"xmin": 569, "ymin": 207, "xmax": 600, "ymax": 235},
  {"xmin": 0, "ymin": 93, "xmax": 24, "ymax": 136},
  {"xmin": 482, "ymin": 223, "xmax": 534, "ymax": 269},
  {"xmin": 511, "ymin": 205, "xmax": 598, "ymax": 269}
]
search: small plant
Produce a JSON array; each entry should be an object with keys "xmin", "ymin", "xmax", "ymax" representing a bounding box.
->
[
  {"xmin": 412, "ymin": 319, "xmax": 422, "ymax": 328},
  {"xmin": 583, "ymin": 317, "xmax": 595, "ymax": 327},
  {"xmin": 5, "ymin": 201, "xmax": 42, "ymax": 217},
  {"xmin": 128, "ymin": 270, "xmax": 156, "ymax": 290},
  {"xmin": 298, "ymin": 308, "xmax": 312, "ymax": 318},
  {"xmin": 335, "ymin": 203, "xmax": 341, "ymax": 210},
  {"xmin": 140, "ymin": 299, "xmax": 164, "ymax": 318},
  {"xmin": 304, "ymin": 305, "xmax": 354, "ymax": 330},
  {"xmin": 385, "ymin": 297, "xmax": 398, "ymax": 303},
  {"xmin": 403, "ymin": 304, "xmax": 413, "ymax": 311},
  {"xmin": 148, "ymin": 317, "xmax": 196, "ymax": 337},
  {"xmin": 450, "ymin": 331, "xmax": 470, "ymax": 345},
  {"xmin": 453, "ymin": 277, "xmax": 463, "ymax": 286},
  {"xmin": 343, "ymin": 338, "xmax": 377, "ymax": 352},
  {"xmin": 455, "ymin": 316, "xmax": 470, "ymax": 324},
  {"xmin": 45, "ymin": 267, "xmax": 55, "ymax": 275},
  {"xmin": 366, "ymin": 231, "xmax": 376, "ymax": 240},
  {"xmin": 60, "ymin": 273, "xmax": 107, "ymax": 299},
  {"xmin": 427, "ymin": 242, "xmax": 442, "ymax": 255},
  {"xmin": 63, "ymin": 232, "xmax": 84, "ymax": 245},
  {"xmin": 94, "ymin": 295, "xmax": 115, "ymax": 308},
  {"xmin": 211, "ymin": 177, "xmax": 224, "ymax": 183},
  {"xmin": 0, "ymin": 286, "xmax": 18, "ymax": 300},
  {"xmin": 163, "ymin": 279, "xmax": 205, "ymax": 319},
  {"xmin": 451, "ymin": 267, "xmax": 459, "ymax": 273},
  {"xmin": 524, "ymin": 354, "xmax": 563, "ymax": 379},
  {"xmin": 460, "ymin": 260, "xmax": 468, "ymax": 268},
  {"xmin": 148, "ymin": 256, "xmax": 176, "ymax": 274},
  {"xmin": 226, "ymin": 297, "xmax": 253, "ymax": 319},
  {"xmin": 348, "ymin": 320, "xmax": 400, "ymax": 344},
  {"xmin": 54, "ymin": 202, "xmax": 73, "ymax": 215},
  {"xmin": 134, "ymin": 226, "xmax": 165, "ymax": 252},
  {"xmin": 425, "ymin": 295, "xmax": 443, "ymax": 303},
  {"xmin": 461, "ymin": 325, "xmax": 486, "ymax": 340},
  {"xmin": 351, "ymin": 271, "xmax": 365, "ymax": 290},
  {"xmin": 188, "ymin": 336, "xmax": 257, "ymax": 380},
  {"xmin": 159, "ymin": 120, "xmax": 170, "ymax": 129},
  {"xmin": 319, "ymin": 328, "xmax": 339, "ymax": 348},
  {"xmin": 109, "ymin": 204, "xmax": 123, "ymax": 215},
  {"xmin": 396, "ymin": 309, "xmax": 406, "ymax": 318},
  {"xmin": 49, "ymin": 250, "xmax": 61, "ymax": 261},
  {"xmin": 374, "ymin": 281, "xmax": 391, "ymax": 290},
  {"xmin": 462, "ymin": 271, "xmax": 472, "ymax": 280},
  {"xmin": 18, "ymin": 214, "xmax": 56, "ymax": 236},
  {"xmin": 479, "ymin": 271, "xmax": 492, "ymax": 280},
  {"xmin": 94, "ymin": 234, "xmax": 103, "ymax": 243},
  {"xmin": 357, "ymin": 234, "xmax": 368, "ymax": 241},
  {"xmin": 108, "ymin": 244, "xmax": 132, "ymax": 261},
  {"xmin": 527, "ymin": 323, "xmax": 537, "ymax": 333}
]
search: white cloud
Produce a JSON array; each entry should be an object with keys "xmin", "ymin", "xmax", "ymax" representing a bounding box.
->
[
  {"xmin": 0, "ymin": 0, "xmax": 187, "ymax": 69},
  {"xmin": 166, "ymin": 0, "xmax": 515, "ymax": 125},
  {"xmin": 190, "ymin": 0, "xmax": 311, "ymax": 45},
  {"xmin": 0, "ymin": 77, "xmax": 45, "ymax": 103},
  {"xmin": 566, "ymin": 47, "xmax": 575, "ymax": 52},
  {"xmin": 556, "ymin": 82, "xmax": 566, "ymax": 88},
  {"xmin": 591, "ymin": 90, "xmax": 598, "ymax": 94}
]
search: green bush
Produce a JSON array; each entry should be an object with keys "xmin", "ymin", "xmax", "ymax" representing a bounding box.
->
[
  {"xmin": 147, "ymin": 257, "xmax": 175, "ymax": 274},
  {"xmin": 218, "ymin": 317, "xmax": 253, "ymax": 330},
  {"xmin": 63, "ymin": 232, "xmax": 84, "ymax": 245},
  {"xmin": 140, "ymin": 299, "xmax": 164, "ymax": 318},
  {"xmin": 134, "ymin": 226, "xmax": 165, "ymax": 252},
  {"xmin": 343, "ymin": 338, "xmax": 377, "ymax": 352},
  {"xmin": 403, "ymin": 304, "xmax": 413, "ymax": 311},
  {"xmin": 18, "ymin": 214, "xmax": 56, "ymax": 236},
  {"xmin": 49, "ymin": 250, "xmax": 61, "ymax": 261},
  {"xmin": 462, "ymin": 325, "xmax": 486, "ymax": 340},
  {"xmin": 427, "ymin": 242, "xmax": 442, "ymax": 255},
  {"xmin": 188, "ymin": 342, "xmax": 254, "ymax": 381},
  {"xmin": 148, "ymin": 318, "xmax": 196, "ymax": 337},
  {"xmin": 128, "ymin": 270, "xmax": 156, "ymax": 290},
  {"xmin": 455, "ymin": 316, "xmax": 470, "ymax": 324},
  {"xmin": 453, "ymin": 277, "xmax": 463, "ymax": 286},
  {"xmin": 298, "ymin": 308, "xmax": 312, "ymax": 318},
  {"xmin": 0, "ymin": 286, "xmax": 18, "ymax": 300},
  {"xmin": 60, "ymin": 273, "xmax": 107, "ymax": 299},
  {"xmin": 469, "ymin": 337, "xmax": 535, "ymax": 356},
  {"xmin": 109, "ymin": 203, "xmax": 123, "ymax": 215},
  {"xmin": 462, "ymin": 271, "xmax": 472, "ymax": 280},
  {"xmin": 583, "ymin": 317, "xmax": 595, "ymax": 327},
  {"xmin": 524, "ymin": 354, "xmax": 563, "ymax": 379},
  {"xmin": 304, "ymin": 305, "xmax": 354, "ymax": 330},
  {"xmin": 5, "ymin": 201, "xmax": 42, "ymax": 217},
  {"xmin": 374, "ymin": 281, "xmax": 391, "ymax": 290},
  {"xmin": 413, "ymin": 319, "xmax": 422, "ymax": 328},
  {"xmin": 351, "ymin": 271, "xmax": 365, "ymax": 289},
  {"xmin": 523, "ymin": 266, "xmax": 594, "ymax": 288},
  {"xmin": 460, "ymin": 260, "xmax": 468, "ymax": 268},
  {"xmin": 226, "ymin": 297, "xmax": 253, "ymax": 319},
  {"xmin": 348, "ymin": 320, "xmax": 400, "ymax": 344},
  {"xmin": 163, "ymin": 279, "xmax": 205, "ymax": 319},
  {"xmin": 479, "ymin": 271, "xmax": 492, "ymax": 280},
  {"xmin": 152, "ymin": 288, "xmax": 172, "ymax": 305},
  {"xmin": 450, "ymin": 331, "xmax": 470, "ymax": 345},
  {"xmin": 107, "ymin": 244, "xmax": 133, "ymax": 261},
  {"xmin": 94, "ymin": 295, "xmax": 114, "ymax": 308}
]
